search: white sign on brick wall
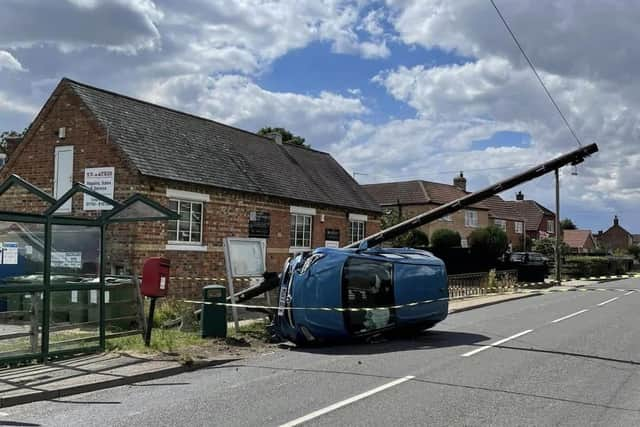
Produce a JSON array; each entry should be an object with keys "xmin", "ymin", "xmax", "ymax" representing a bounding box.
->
[{"xmin": 83, "ymin": 167, "xmax": 115, "ymax": 210}]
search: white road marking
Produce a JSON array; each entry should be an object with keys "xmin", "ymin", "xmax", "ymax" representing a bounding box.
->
[
  {"xmin": 624, "ymin": 291, "xmax": 635, "ymax": 296},
  {"xmin": 551, "ymin": 309, "xmax": 589, "ymax": 323},
  {"xmin": 597, "ymin": 297, "xmax": 619, "ymax": 306},
  {"xmin": 279, "ymin": 376, "xmax": 415, "ymax": 427},
  {"xmin": 461, "ymin": 329, "xmax": 534, "ymax": 357},
  {"xmin": 0, "ymin": 412, "xmax": 8, "ymax": 416}
]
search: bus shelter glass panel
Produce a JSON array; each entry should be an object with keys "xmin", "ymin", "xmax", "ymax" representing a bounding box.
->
[
  {"xmin": 0, "ymin": 221, "xmax": 46, "ymax": 282},
  {"xmin": 48, "ymin": 225, "xmax": 101, "ymax": 353},
  {"xmin": 51, "ymin": 225, "xmax": 100, "ymax": 280},
  {"xmin": 49, "ymin": 289, "xmax": 100, "ymax": 352},
  {"xmin": 0, "ymin": 221, "xmax": 45, "ymax": 358},
  {"xmin": 0, "ymin": 291, "xmax": 43, "ymax": 357}
]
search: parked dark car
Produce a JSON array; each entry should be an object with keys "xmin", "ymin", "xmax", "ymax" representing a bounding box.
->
[{"xmin": 508, "ymin": 252, "xmax": 549, "ymax": 282}]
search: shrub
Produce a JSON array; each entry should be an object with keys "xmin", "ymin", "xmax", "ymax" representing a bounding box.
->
[
  {"xmin": 628, "ymin": 245, "xmax": 640, "ymax": 260},
  {"xmin": 531, "ymin": 237, "xmax": 569, "ymax": 258},
  {"xmin": 468, "ymin": 226, "xmax": 509, "ymax": 260},
  {"xmin": 430, "ymin": 228, "xmax": 461, "ymax": 250},
  {"xmin": 563, "ymin": 256, "xmax": 633, "ymax": 278}
]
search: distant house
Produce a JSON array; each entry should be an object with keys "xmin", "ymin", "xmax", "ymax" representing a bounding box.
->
[
  {"xmin": 563, "ymin": 229, "xmax": 597, "ymax": 254},
  {"xmin": 507, "ymin": 191, "xmax": 556, "ymax": 241},
  {"xmin": 482, "ymin": 195, "xmax": 526, "ymax": 250},
  {"xmin": 363, "ymin": 173, "xmax": 490, "ymax": 247},
  {"xmin": 595, "ymin": 216, "xmax": 633, "ymax": 251}
]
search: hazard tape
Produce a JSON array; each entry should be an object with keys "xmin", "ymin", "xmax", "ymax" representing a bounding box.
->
[{"xmin": 183, "ymin": 287, "xmax": 636, "ymax": 312}]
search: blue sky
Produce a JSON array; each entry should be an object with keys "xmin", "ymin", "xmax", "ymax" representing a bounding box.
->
[{"xmin": 1, "ymin": 0, "xmax": 639, "ymax": 234}]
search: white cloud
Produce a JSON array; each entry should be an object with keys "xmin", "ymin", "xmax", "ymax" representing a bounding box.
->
[
  {"xmin": 0, "ymin": 91, "xmax": 38, "ymax": 115},
  {"xmin": 0, "ymin": 0, "xmax": 162, "ymax": 53},
  {"xmin": 0, "ymin": 51, "xmax": 25, "ymax": 72},
  {"xmin": 141, "ymin": 74, "xmax": 366, "ymax": 148}
]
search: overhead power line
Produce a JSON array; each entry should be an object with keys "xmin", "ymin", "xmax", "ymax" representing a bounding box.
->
[{"xmin": 489, "ymin": 0, "xmax": 583, "ymax": 148}]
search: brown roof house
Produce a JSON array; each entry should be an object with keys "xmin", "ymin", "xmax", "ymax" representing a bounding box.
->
[
  {"xmin": 507, "ymin": 191, "xmax": 556, "ymax": 240},
  {"xmin": 482, "ymin": 195, "xmax": 526, "ymax": 250},
  {"xmin": 563, "ymin": 229, "xmax": 597, "ymax": 254},
  {"xmin": 0, "ymin": 78, "xmax": 382, "ymax": 298},
  {"xmin": 363, "ymin": 173, "xmax": 491, "ymax": 247},
  {"xmin": 595, "ymin": 216, "xmax": 633, "ymax": 251}
]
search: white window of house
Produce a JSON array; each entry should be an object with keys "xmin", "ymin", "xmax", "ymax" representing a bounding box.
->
[
  {"xmin": 290, "ymin": 206, "xmax": 315, "ymax": 250},
  {"xmin": 547, "ymin": 220, "xmax": 555, "ymax": 233},
  {"xmin": 349, "ymin": 214, "xmax": 367, "ymax": 243},
  {"xmin": 166, "ymin": 189, "xmax": 209, "ymax": 251},
  {"xmin": 54, "ymin": 146, "xmax": 74, "ymax": 213},
  {"xmin": 464, "ymin": 210, "xmax": 478, "ymax": 228},
  {"xmin": 515, "ymin": 221, "xmax": 524, "ymax": 234},
  {"xmin": 494, "ymin": 219, "xmax": 506, "ymax": 231},
  {"xmin": 461, "ymin": 238, "xmax": 469, "ymax": 248}
]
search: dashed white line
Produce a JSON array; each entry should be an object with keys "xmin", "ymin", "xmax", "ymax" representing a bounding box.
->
[
  {"xmin": 279, "ymin": 375, "xmax": 415, "ymax": 427},
  {"xmin": 551, "ymin": 309, "xmax": 589, "ymax": 323},
  {"xmin": 624, "ymin": 291, "xmax": 635, "ymax": 296},
  {"xmin": 597, "ymin": 297, "xmax": 619, "ymax": 306},
  {"xmin": 461, "ymin": 329, "xmax": 534, "ymax": 357}
]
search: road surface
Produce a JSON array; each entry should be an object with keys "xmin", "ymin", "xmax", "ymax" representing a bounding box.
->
[{"xmin": 3, "ymin": 279, "xmax": 640, "ymax": 426}]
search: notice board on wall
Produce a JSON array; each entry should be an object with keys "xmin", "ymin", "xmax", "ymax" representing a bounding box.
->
[
  {"xmin": 248, "ymin": 211, "xmax": 270, "ymax": 238},
  {"xmin": 83, "ymin": 167, "xmax": 115, "ymax": 210}
]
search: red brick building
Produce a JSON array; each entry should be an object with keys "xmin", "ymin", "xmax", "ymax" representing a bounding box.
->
[
  {"xmin": 507, "ymin": 192, "xmax": 556, "ymax": 241},
  {"xmin": 0, "ymin": 78, "xmax": 381, "ymax": 297},
  {"xmin": 595, "ymin": 216, "xmax": 633, "ymax": 251},
  {"xmin": 563, "ymin": 229, "xmax": 597, "ymax": 253}
]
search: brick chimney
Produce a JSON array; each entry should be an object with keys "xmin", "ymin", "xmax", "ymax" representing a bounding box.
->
[
  {"xmin": 516, "ymin": 191, "xmax": 524, "ymax": 201},
  {"xmin": 613, "ymin": 215, "xmax": 619, "ymax": 227},
  {"xmin": 453, "ymin": 171, "xmax": 466, "ymax": 192},
  {"xmin": 265, "ymin": 131, "xmax": 282, "ymax": 145},
  {"xmin": 4, "ymin": 135, "xmax": 22, "ymax": 158}
]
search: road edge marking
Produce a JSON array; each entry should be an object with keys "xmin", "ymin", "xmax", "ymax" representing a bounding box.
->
[
  {"xmin": 461, "ymin": 329, "xmax": 534, "ymax": 357},
  {"xmin": 551, "ymin": 309, "xmax": 589, "ymax": 323},
  {"xmin": 279, "ymin": 375, "xmax": 415, "ymax": 427}
]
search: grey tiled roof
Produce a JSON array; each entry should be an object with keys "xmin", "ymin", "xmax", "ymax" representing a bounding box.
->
[{"xmin": 65, "ymin": 79, "xmax": 380, "ymax": 213}]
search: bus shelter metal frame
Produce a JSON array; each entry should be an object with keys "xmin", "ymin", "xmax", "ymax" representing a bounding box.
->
[{"xmin": 0, "ymin": 174, "xmax": 177, "ymax": 364}]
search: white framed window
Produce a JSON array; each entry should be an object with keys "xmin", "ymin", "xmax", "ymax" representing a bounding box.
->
[
  {"xmin": 461, "ymin": 238, "xmax": 469, "ymax": 248},
  {"xmin": 547, "ymin": 220, "xmax": 555, "ymax": 233},
  {"xmin": 494, "ymin": 219, "xmax": 506, "ymax": 231},
  {"xmin": 290, "ymin": 213, "xmax": 312, "ymax": 249},
  {"xmin": 349, "ymin": 220, "xmax": 366, "ymax": 243},
  {"xmin": 464, "ymin": 210, "xmax": 478, "ymax": 228},
  {"xmin": 515, "ymin": 221, "xmax": 523, "ymax": 234},
  {"xmin": 167, "ymin": 199, "xmax": 203, "ymax": 244}
]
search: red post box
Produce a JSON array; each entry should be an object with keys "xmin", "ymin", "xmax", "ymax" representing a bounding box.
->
[{"xmin": 141, "ymin": 257, "xmax": 170, "ymax": 298}]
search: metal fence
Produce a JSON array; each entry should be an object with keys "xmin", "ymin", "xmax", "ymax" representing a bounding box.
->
[{"xmin": 448, "ymin": 270, "xmax": 519, "ymax": 298}]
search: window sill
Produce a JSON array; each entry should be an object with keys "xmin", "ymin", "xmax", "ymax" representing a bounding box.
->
[
  {"xmin": 289, "ymin": 247, "xmax": 311, "ymax": 254},
  {"xmin": 165, "ymin": 244, "xmax": 208, "ymax": 252}
]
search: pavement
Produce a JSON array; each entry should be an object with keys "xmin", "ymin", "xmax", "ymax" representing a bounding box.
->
[{"xmin": 0, "ymin": 278, "xmax": 604, "ymax": 413}]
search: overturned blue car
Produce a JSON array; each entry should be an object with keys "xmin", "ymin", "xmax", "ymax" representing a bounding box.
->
[{"xmin": 275, "ymin": 247, "xmax": 448, "ymax": 344}]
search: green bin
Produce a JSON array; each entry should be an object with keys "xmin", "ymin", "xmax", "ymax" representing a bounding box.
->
[{"xmin": 201, "ymin": 285, "xmax": 227, "ymax": 338}]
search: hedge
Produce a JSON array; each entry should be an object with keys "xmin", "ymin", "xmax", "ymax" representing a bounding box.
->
[{"xmin": 563, "ymin": 256, "xmax": 634, "ymax": 278}]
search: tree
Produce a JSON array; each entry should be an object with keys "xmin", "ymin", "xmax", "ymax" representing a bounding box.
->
[
  {"xmin": 627, "ymin": 245, "xmax": 640, "ymax": 260},
  {"xmin": 257, "ymin": 127, "xmax": 308, "ymax": 147},
  {"xmin": 380, "ymin": 209, "xmax": 429, "ymax": 248},
  {"xmin": 468, "ymin": 225, "xmax": 509, "ymax": 260},
  {"xmin": 0, "ymin": 129, "xmax": 25, "ymax": 152},
  {"xmin": 560, "ymin": 218, "xmax": 577, "ymax": 230},
  {"xmin": 430, "ymin": 228, "xmax": 461, "ymax": 251},
  {"xmin": 531, "ymin": 237, "xmax": 569, "ymax": 258}
]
